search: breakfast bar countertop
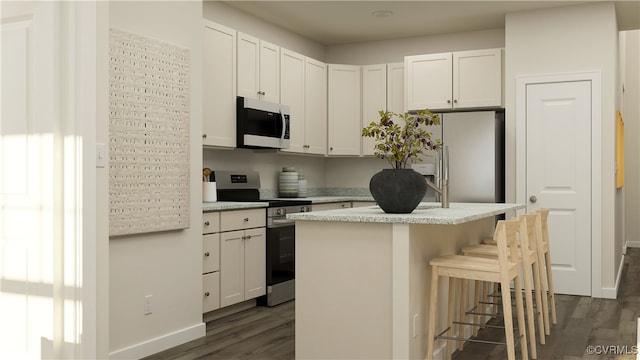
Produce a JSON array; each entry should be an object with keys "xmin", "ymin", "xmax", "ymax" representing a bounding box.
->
[{"xmin": 287, "ymin": 202, "xmax": 525, "ymax": 225}]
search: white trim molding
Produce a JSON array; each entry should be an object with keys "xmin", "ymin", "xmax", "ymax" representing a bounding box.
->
[
  {"xmin": 108, "ymin": 323, "xmax": 205, "ymax": 360},
  {"xmin": 516, "ymin": 70, "xmax": 602, "ymax": 298}
]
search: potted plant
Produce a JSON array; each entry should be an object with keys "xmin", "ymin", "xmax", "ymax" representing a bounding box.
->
[{"xmin": 362, "ymin": 109, "xmax": 442, "ymax": 213}]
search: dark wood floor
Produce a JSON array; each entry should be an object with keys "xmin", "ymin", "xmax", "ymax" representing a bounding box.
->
[{"xmin": 145, "ymin": 248, "xmax": 640, "ymax": 360}]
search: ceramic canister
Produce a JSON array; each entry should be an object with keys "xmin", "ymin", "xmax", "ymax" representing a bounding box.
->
[
  {"xmin": 297, "ymin": 174, "xmax": 307, "ymax": 198},
  {"xmin": 279, "ymin": 167, "xmax": 299, "ymax": 197}
]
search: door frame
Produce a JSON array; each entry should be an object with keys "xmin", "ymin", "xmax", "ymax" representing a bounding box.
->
[{"xmin": 515, "ymin": 71, "xmax": 602, "ymax": 297}]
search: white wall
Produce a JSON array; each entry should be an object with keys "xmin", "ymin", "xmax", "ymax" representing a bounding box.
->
[
  {"xmin": 623, "ymin": 30, "xmax": 640, "ymax": 249},
  {"xmin": 505, "ymin": 2, "xmax": 619, "ymax": 296},
  {"xmin": 326, "ymin": 28, "xmax": 505, "ymax": 65},
  {"xmin": 107, "ymin": 2, "xmax": 205, "ymax": 358},
  {"xmin": 203, "ymin": 1, "xmax": 325, "ymax": 61}
]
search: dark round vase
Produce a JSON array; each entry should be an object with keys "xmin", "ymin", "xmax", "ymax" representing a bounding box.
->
[{"xmin": 369, "ymin": 168, "xmax": 427, "ymax": 214}]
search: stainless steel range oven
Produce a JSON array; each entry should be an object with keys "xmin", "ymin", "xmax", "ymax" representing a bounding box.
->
[
  {"xmin": 262, "ymin": 202, "xmax": 310, "ymax": 306},
  {"xmin": 213, "ymin": 170, "xmax": 311, "ymax": 307}
]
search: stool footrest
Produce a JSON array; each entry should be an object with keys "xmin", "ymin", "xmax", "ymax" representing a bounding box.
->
[{"xmin": 453, "ymin": 320, "xmax": 505, "ymax": 330}]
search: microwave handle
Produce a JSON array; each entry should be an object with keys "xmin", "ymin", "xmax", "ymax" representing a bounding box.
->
[{"xmin": 279, "ymin": 110, "xmax": 285, "ymax": 141}]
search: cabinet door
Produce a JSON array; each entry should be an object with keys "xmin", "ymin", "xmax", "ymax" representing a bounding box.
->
[
  {"xmin": 220, "ymin": 230, "xmax": 245, "ymax": 307},
  {"xmin": 453, "ymin": 49, "xmax": 502, "ymax": 108},
  {"xmin": 203, "ymin": 233, "xmax": 220, "ymax": 274},
  {"xmin": 386, "ymin": 62, "xmax": 405, "ymax": 114},
  {"xmin": 202, "ymin": 21, "xmax": 236, "ymax": 147},
  {"xmin": 259, "ymin": 40, "xmax": 280, "ymax": 103},
  {"xmin": 280, "ymin": 49, "xmax": 306, "ymax": 153},
  {"xmin": 237, "ymin": 32, "xmax": 260, "ymax": 100},
  {"xmin": 405, "ymin": 53, "xmax": 452, "ymax": 111},
  {"xmin": 328, "ymin": 64, "xmax": 361, "ymax": 156},
  {"xmin": 243, "ymin": 227, "xmax": 266, "ymax": 300},
  {"xmin": 304, "ymin": 57, "xmax": 328, "ymax": 155},
  {"xmin": 361, "ymin": 64, "xmax": 387, "ymax": 156},
  {"xmin": 203, "ymin": 272, "xmax": 220, "ymax": 313}
]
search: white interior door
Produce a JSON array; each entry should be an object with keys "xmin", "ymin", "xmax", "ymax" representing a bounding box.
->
[{"xmin": 526, "ymin": 80, "xmax": 592, "ymax": 296}]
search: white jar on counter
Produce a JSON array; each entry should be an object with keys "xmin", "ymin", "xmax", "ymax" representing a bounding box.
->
[
  {"xmin": 279, "ymin": 167, "xmax": 298, "ymax": 198},
  {"xmin": 298, "ymin": 174, "xmax": 307, "ymax": 198}
]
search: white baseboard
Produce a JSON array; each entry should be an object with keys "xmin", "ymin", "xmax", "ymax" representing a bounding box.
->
[
  {"xmin": 600, "ymin": 254, "xmax": 626, "ymax": 299},
  {"xmin": 109, "ymin": 322, "xmax": 205, "ymax": 359}
]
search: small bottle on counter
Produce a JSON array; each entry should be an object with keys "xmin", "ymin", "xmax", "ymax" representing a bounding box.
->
[
  {"xmin": 279, "ymin": 167, "xmax": 298, "ymax": 198},
  {"xmin": 298, "ymin": 174, "xmax": 307, "ymax": 198}
]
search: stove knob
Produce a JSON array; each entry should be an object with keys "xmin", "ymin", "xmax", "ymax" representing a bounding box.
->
[
  {"xmin": 276, "ymin": 209, "xmax": 283, "ymax": 216},
  {"xmin": 300, "ymin": 206, "xmax": 306, "ymax": 213}
]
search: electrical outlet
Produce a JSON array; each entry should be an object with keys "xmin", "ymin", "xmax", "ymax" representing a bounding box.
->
[{"xmin": 144, "ymin": 295, "xmax": 152, "ymax": 315}]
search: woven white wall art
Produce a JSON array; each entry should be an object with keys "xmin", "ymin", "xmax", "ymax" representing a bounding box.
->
[{"xmin": 109, "ymin": 28, "xmax": 190, "ymax": 236}]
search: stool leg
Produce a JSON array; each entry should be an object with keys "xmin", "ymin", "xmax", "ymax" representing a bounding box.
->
[
  {"xmin": 458, "ymin": 279, "xmax": 467, "ymax": 351},
  {"xmin": 482, "ymin": 281, "xmax": 491, "ymax": 324},
  {"xmin": 446, "ymin": 278, "xmax": 457, "ymax": 360},
  {"xmin": 473, "ymin": 280, "xmax": 481, "ymax": 337},
  {"xmin": 545, "ymin": 251, "xmax": 558, "ymax": 324},
  {"xmin": 513, "ymin": 275, "xmax": 529, "ymax": 360},
  {"xmin": 539, "ymin": 254, "xmax": 551, "ymax": 335},
  {"xmin": 532, "ymin": 258, "xmax": 545, "ymax": 344},
  {"xmin": 426, "ymin": 268, "xmax": 439, "ymax": 360},
  {"xmin": 499, "ymin": 279, "xmax": 516, "ymax": 360},
  {"xmin": 522, "ymin": 261, "xmax": 538, "ymax": 359}
]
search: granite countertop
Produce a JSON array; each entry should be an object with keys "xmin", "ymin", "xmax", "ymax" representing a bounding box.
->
[
  {"xmin": 202, "ymin": 201, "xmax": 268, "ymax": 212},
  {"xmin": 287, "ymin": 202, "xmax": 525, "ymax": 225}
]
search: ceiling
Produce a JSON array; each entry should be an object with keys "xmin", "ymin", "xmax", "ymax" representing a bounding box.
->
[{"xmin": 219, "ymin": 0, "xmax": 640, "ymax": 45}]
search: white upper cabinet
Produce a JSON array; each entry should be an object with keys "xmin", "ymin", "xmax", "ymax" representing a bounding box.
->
[
  {"xmin": 202, "ymin": 20, "xmax": 237, "ymax": 148},
  {"xmin": 405, "ymin": 48, "xmax": 503, "ymax": 111},
  {"xmin": 280, "ymin": 48, "xmax": 306, "ymax": 153},
  {"xmin": 361, "ymin": 64, "xmax": 387, "ymax": 156},
  {"xmin": 328, "ymin": 64, "xmax": 361, "ymax": 156},
  {"xmin": 405, "ymin": 52, "xmax": 453, "ymax": 111},
  {"xmin": 386, "ymin": 62, "xmax": 405, "ymax": 114},
  {"xmin": 237, "ymin": 32, "xmax": 280, "ymax": 103},
  {"xmin": 453, "ymin": 49, "xmax": 503, "ymax": 109},
  {"xmin": 303, "ymin": 58, "xmax": 328, "ymax": 155}
]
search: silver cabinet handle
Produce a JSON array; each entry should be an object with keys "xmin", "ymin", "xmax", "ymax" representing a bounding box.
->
[
  {"xmin": 204, "ymin": 252, "xmax": 210, "ymax": 257},
  {"xmin": 202, "ymin": 134, "xmax": 207, "ymax": 139},
  {"xmin": 453, "ymin": 99, "xmax": 458, "ymax": 104},
  {"xmin": 447, "ymin": 99, "xmax": 451, "ymax": 104},
  {"xmin": 529, "ymin": 195, "xmax": 537, "ymax": 203},
  {"xmin": 244, "ymin": 217, "xmax": 249, "ymax": 222},
  {"xmin": 204, "ymin": 292, "xmax": 210, "ymax": 297},
  {"xmin": 330, "ymin": 146, "xmax": 334, "ymax": 151},
  {"xmin": 246, "ymin": 235, "xmax": 252, "ymax": 240},
  {"xmin": 204, "ymin": 221, "xmax": 210, "ymax": 226}
]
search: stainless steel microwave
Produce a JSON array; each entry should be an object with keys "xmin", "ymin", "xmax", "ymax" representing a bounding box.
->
[{"xmin": 236, "ymin": 96, "xmax": 290, "ymax": 149}]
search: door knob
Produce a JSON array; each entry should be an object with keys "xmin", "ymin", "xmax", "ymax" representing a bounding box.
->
[{"xmin": 529, "ymin": 195, "xmax": 537, "ymax": 203}]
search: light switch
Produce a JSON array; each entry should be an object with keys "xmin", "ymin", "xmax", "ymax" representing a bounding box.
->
[{"xmin": 96, "ymin": 143, "xmax": 107, "ymax": 168}]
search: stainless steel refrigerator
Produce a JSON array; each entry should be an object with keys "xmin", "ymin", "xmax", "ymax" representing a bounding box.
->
[{"xmin": 439, "ymin": 111, "xmax": 505, "ymax": 203}]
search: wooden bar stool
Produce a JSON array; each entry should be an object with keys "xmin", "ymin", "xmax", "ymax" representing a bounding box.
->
[
  {"xmin": 425, "ymin": 219, "xmax": 528, "ymax": 360},
  {"xmin": 461, "ymin": 213, "xmax": 545, "ymax": 359},
  {"xmin": 535, "ymin": 208, "xmax": 557, "ymax": 334}
]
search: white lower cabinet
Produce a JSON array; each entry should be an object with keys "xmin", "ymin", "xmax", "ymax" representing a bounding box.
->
[
  {"xmin": 202, "ymin": 208, "xmax": 266, "ymax": 313},
  {"xmin": 220, "ymin": 227, "xmax": 266, "ymax": 307},
  {"xmin": 203, "ymin": 272, "xmax": 220, "ymax": 313},
  {"xmin": 312, "ymin": 202, "xmax": 352, "ymax": 211}
]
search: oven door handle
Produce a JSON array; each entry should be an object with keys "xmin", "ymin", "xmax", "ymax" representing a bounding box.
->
[{"xmin": 269, "ymin": 219, "xmax": 295, "ymax": 228}]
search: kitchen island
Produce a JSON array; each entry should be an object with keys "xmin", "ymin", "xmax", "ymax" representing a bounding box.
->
[{"xmin": 288, "ymin": 202, "xmax": 524, "ymax": 360}]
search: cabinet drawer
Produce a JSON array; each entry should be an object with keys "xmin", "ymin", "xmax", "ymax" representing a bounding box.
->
[
  {"xmin": 203, "ymin": 212, "xmax": 220, "ymax": 234},
  {"xmin": 220, "ymin": 208, "xmax": 266, "ymax": 232},
  {"xmin": 203, "ymin": 272, "xmax": 220, "ymax": 313},
  {"xmin": 312, "ymin": 202, "xmax": 352, "ymax": 212},
  {"xmin": 203, "ymin": 233, "xmax": 220, "ymax": 274}
]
